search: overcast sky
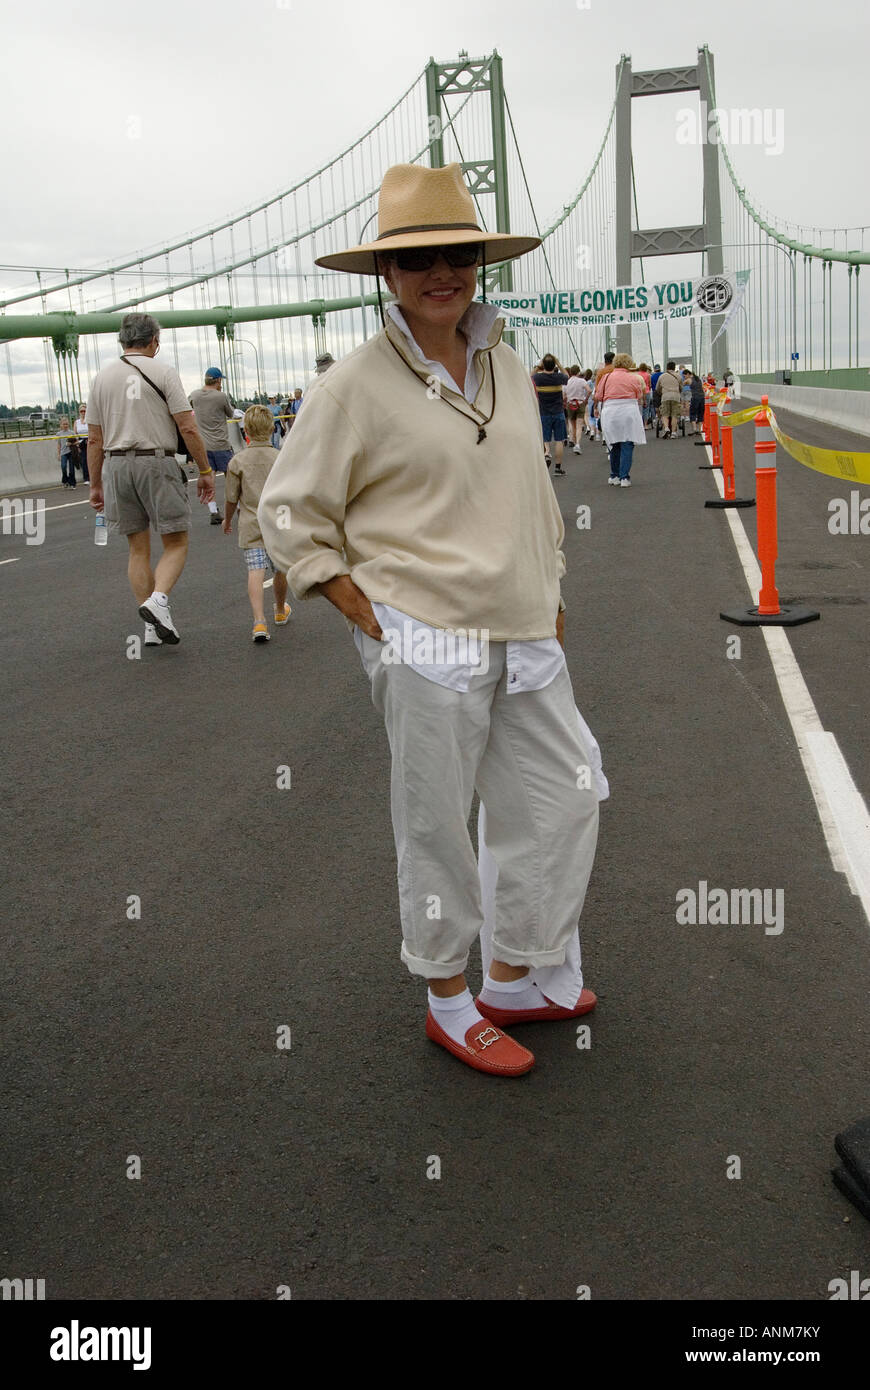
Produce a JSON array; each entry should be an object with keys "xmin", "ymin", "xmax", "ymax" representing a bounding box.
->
[{"xmin": 2, "ymin": 0, "xmax": 867, "ymax": 397}]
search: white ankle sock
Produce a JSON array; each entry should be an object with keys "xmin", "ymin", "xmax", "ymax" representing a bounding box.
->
[
  {"xmin": 150, "ymin": 590, "xmax": 169, "ymax": 607},
  {"xmin": 478, "ymin": 972, "xmax": 549, "ymax": 1012},
  {"xmin": 428, "ymin": 987, "xmax": 486, "ymax": 1046},
  {"xmin": 208, "ymin": 500, "xmax": 219, "ymax": 513}
]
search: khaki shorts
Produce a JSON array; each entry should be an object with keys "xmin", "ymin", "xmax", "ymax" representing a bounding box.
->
[
  {"xmin": 660, "ymin": 398, "xmax": 681, "ymax": 421},
  {"xmin": 103, "ymin": 453, "xmax": 191, "ymax": 536}
]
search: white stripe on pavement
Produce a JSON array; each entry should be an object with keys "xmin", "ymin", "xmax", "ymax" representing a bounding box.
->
[
  {"xmin": 37, "ymin": 498, "xmax": 94, "ymax": 513},
  {"xmin": 711, "ymin": 454, "xmax": 870, "ymax": 925},
  {"xmin": 0, "ymin": 557, "xmax": 21, "ymax": 565}
]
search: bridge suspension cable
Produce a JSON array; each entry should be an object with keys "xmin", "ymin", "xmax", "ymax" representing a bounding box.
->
[{"xmin": 703, "ymin": 46, "xmax": 867, "ymax": 374}]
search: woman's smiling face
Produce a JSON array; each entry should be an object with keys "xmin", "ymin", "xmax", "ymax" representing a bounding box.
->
[{"xmin": 379, "ymin": 250, "xmax": 480, "ymax": 332}]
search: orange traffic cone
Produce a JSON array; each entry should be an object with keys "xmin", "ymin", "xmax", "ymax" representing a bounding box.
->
[
  {"xmin": 704, "ymin": 397, "xmax": 755, "ymax": 509},
  {"xmin": 720, "ymin": 397, "xmax": 820, "ymax": 626}
]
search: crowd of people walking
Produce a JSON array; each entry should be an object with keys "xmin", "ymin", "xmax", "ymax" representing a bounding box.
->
[{"xmin": 530, "ymin": 352, "xmax": 716, "ymax": 486}]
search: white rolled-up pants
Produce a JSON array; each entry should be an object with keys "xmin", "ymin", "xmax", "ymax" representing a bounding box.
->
[{"xmin": 357, "ymin": 632, "xmax": 599, "ymax": 981}]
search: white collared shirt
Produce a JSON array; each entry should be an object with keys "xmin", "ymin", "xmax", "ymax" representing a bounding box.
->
[{"xmin": 354, "ymin": 304, "xmax": 566, "ymax": 694}]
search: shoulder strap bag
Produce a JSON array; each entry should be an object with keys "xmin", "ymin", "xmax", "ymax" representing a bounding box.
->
[{"xmin": 121, "ymin": 355, "xmax": 192, "ymax": 461}]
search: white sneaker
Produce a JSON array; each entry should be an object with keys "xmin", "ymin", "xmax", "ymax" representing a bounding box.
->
[
  {"xmin": 143, "ymin": 623, "xmax": 162, "ymax": 646},
  {"xmin": 620, "ymin": 478, "xmax": 632, "ymax": 487},
  {"xmin": 608, "ymin": 476, "xmax": 620, "ymax": 485},
  {"xmin": 573, "ymin": 444, "xmax": 582, "ymax": 455},
  {"xmin": 138, "ymin": 597, "xmax": 180, "ymax": 644}
]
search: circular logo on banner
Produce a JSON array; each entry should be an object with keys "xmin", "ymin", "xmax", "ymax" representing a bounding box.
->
[{"xmin": 695, "ymin": 275, "xmax": 733, "ymax": 314}]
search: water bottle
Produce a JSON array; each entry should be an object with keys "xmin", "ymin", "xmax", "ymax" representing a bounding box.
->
[{"xmin": 94, "ymin": 512, "xmax": 108, "ymax": 546}]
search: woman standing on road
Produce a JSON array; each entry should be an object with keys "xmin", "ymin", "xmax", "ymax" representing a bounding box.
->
[
  {"xmin": 595, "ymin": 352, "xmax": 646, "ymax": 487},
  {"xmin": 73, "ymin": 404, "xmax": 90, "ymax": 483},
  {"xmin": 57, "ymin": 416, "xmax": 77, "ymax": 488},
  {"xmin": 259, "ymin": 163, "xmax": 602, "ymax": 1079}
]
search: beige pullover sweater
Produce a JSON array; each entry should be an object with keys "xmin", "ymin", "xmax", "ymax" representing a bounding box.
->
[{"xmin": 257, "ymin": 313, "xmax": 566, "ymax": 641}]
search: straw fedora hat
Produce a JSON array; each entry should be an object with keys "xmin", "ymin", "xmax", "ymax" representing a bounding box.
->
[{"xmin": 315, "ymin": 163, "xmax": 541, "ymax": 274}]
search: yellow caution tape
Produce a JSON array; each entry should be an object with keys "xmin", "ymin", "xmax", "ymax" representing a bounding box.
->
[
  {"xmin": 717, "ymin": 405, "xmax": 761, "ymax": 429},
  {"xmin": 711, "ymin": 400, "xmax": 870, "ymax": 484},
  {"xmin": 765, "ymin": 408, "xmax": 870, "ymax": 487},
  {"xmin": 0, "ymin": 433, "xmax": 78, "ymax": 445}
]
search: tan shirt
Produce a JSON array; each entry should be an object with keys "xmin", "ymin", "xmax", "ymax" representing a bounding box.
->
[
  {"xmin": 188, "ymin": 386, "xmax": 234, "ymax": 450},
  {"xmin": 658, "ymin": 370, "xmax": 682, "ymax": 401},
  {"xmin": 226, "ymin": 443, "xmax": 280, "ymax": 548},
  {"xmin": 86, "ymin": 354, "xmax": 190, "ymax": 453},
  {"xmin": 258, "ymin": 316, "xmax": 566, "ymax": 642}
]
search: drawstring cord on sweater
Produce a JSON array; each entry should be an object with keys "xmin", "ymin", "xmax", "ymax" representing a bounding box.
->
[{"xmin": 375, "ymin": 245, "xmax": 496, "ymax": 444}]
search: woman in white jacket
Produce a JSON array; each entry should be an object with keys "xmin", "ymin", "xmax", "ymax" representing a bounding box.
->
[{"xmin": 259, "ymin": 163, "xmax": 605, "ymax": 1079}]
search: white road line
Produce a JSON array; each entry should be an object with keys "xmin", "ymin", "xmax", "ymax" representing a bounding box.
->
[
  {"xmin": 3, "ymin": 497, "xmax": 94, "ymax": 514},
  {"xmin": 711, "ymin": 453, "xmax": 870, "ymax": 924},
  {"xmin": 0, "ymin": 556, "xmax": 21, "ymax": 565},
  {"xmin": 40, "ymin": 498, "xmax": 94, "ymax": 513}
]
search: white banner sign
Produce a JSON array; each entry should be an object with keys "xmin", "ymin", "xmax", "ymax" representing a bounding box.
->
[{"xmin": 484, "ymin": 270, "xmax": 750, "ymax": 330}]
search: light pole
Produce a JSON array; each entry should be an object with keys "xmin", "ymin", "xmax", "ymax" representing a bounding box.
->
[
  {"xmin": 703, "ymin": 240, "xmax": 797, "ymax": 377},
  {"xmin": 229, "ymin": 338, "xmax": 262, "ymax": 399}
]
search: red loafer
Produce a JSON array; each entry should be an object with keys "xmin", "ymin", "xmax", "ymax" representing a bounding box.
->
[
  {"xmin": 474, "ymin": 987, "xmax": 597, "ymax": 1027},
  {"xmin": 425, "ymin": 1011, "xmax": 535, "ymax": 1076}
]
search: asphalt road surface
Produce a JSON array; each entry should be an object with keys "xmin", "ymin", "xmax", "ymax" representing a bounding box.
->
[{"xmin": 2, "ymin": 401, "xmax": 869, "ymax": 1300}]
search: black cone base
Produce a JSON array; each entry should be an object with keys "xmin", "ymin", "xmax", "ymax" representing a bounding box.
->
[
  {"xmin": 720, "ymin": 603, "xmax": 820, "ymax": 626},
  {"xmin": 705, "ymin": 497, "xmax": 756, "ymax": 509},
  {"xmin": 698, "ymin": 463, "xmax": 723, "ymax": 470},
  {"xmin": 693, "ymin": 439, "xmax": 709, "ymax": 446},
  {"xmin": 832, "ymin": 1165, "xmax": 870, "ymax": 1223},
  {"xmin": 835, "ymin": 1117, "xmax": 870, "ymax": 1194}
]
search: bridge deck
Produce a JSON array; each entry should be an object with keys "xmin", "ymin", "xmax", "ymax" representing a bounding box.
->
[{"xmin": 1, "ymin": 401, "xmax": 868, "ymax": 1299}]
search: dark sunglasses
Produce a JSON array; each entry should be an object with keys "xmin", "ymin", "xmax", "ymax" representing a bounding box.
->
[{"xmin": 393, "ymin": 243, "xmax": 482, "ymax": 272}]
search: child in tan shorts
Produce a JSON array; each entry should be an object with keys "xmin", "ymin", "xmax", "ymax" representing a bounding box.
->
[{"xmin": 223, "ymin": 404, "xmax": 291, "ymax": 642}]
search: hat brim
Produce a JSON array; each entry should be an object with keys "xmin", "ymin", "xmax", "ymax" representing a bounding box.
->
[{"xmin": 315, "ymin": 228, "xmax": 541, "ymax": 275}]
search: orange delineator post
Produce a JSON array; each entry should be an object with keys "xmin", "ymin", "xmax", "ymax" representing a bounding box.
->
[
  {"xmin": 719, "ymin": 394, "xmax": 819, "ymax": 626},
  {"xmin": 754, "ymin": 400, "xmax": 780, "ymax": 615},
  {"xmin": 720, "ymin": 410, "xmax": 736, "ymax": 500},
  {"xmin": 704, "ymin": 396, "xmax": 755, "ymax": 508},
  {"xmin": 710, "ymin": 406, "xmax": 722, "ymax": 468}
]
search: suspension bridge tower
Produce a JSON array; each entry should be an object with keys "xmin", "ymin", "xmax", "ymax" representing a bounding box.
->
[
  {"xmin": 614, "ymin": 46, "xmax": 728, "ymax": 376},
  {"xmin": 425, "ymin": 51, "xmax": 514, "ymax": 339}
]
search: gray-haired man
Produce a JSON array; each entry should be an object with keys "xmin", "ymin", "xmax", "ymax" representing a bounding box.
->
[{"xmin": 87, "ymin": 313, "xmax": 214, "ymax": 645}]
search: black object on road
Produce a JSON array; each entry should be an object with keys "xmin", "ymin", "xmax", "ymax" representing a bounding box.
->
[{"xmin": 832, "ymin": 1117, "xmax": 870, "ymax": 1222}]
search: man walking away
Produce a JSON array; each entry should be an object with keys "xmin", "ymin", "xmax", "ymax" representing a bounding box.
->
[
  {"xmin": 87, "ymin": 313, "xmax": 214, "ymax": 645},
  {"xmin": 532, "ymin": 354, "xmax": 569, "ymax": 474},
  {"xmin": 189, "ymin": 368, "xmax": 235, "ymax": 524},
  {"xmin": 657, "ymin": 361, "xmax": 682, "ymax": 439},
  {"xmin": 563, "ymin": 367, "xmax": 588, "ymax": 455}
]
